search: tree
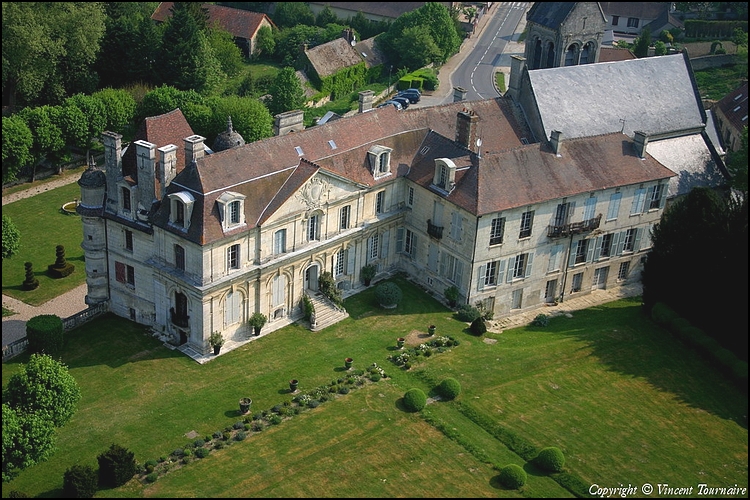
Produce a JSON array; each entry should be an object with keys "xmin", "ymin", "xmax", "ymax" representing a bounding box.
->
[
  {"xmin": 208, "ymin": 28, "xmax": 245, "ymax": 76},
  {"xmin": 254, "ymin": 25, "xmax": 275, "ymax": 59},
  {"xmin": 18, "ymin": 106, "xmax": 65, "ymax": 181},
  {"xmin": 726, "ymin": 126, "xmax": 748, "ymax": 196},
  {"xmin": 633, "ymin": 27, "xmax": 652, "ymax": 58},
  {"xmin": 393, "ymin": 25, "xmax": 443, "ymax": 71},
  {"xmin": 5, "ymin": 353, "xmax": 82, "ymax": 428},
  {"xmin": 92, "ymin": 88, "xmax": 137, "ymax": 134},
  {"xmin": 315, "ymin": 5, "xmax": 339, "ymax": 27},
  {"xmin": 274, "ymin": 24, "xmax": 321, "ymax": 67},
  {"xmin": 2, "ymin": 115, "xmax": 33, "ymax": 183},
  {"xmin": 138, "ymin": 86, "xmax": 204, "ymax": 123},
  {"xmin": 2, "ymin": 404, "xmax": 56, "ymax": 483},
  {"xmin": 267, "ymin": 67, "xmax": 306, "ymax": 116},
  {"xmin": 207, "ymin": 95, "xmax": 274, "ymax": 143},
  {"xmin": 654, "ymin": 40, "xmax": 667, "ymax": 56},
  {"xmin": 50, "ymin": 104, "xmax": 89, "ymax": 172},
  {"xmin": 272, "ymin": 2, "xmax": 315, "ymax": 29},
  {"xmin": 2, "ymin": 215, "xmax": 21, "ymax": 260},
  {"xmin": 65, "ymin": 94, "xmax": 107, "ymax": 157},
  {"xmin": 97, "ymin": 444, "xmax": 137, "ymax": 488},
  {"xmin": 63, "ymin": 464, "xmax": 98, "ymax": 498}
]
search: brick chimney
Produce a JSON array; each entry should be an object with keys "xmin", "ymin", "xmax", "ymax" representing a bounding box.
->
[
  {"xmin": 134, "ymin": 140, "xmax": 157, "ymax": 213},
  {"xmin": 456, "ymin": 109, "xmax": 479, "ymax": 149},
  {"xmin": 507, "ymin": 55, "xmax": 526, "ymax": 100},
  {"xmin": 453, "ymin": 86, "xmax": 468, "ymax": 102},
  {"xmin": 158, "ymin": 144, "xmax": 178, "ymax": 198}
]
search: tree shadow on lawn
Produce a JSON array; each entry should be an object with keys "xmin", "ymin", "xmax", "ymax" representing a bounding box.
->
[{"xmin": 542, "ymin": 297, "xmax": 747, "ymax": 425}]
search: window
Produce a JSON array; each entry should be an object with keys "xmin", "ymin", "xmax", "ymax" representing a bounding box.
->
[
  {"xmin": 121, "ymin": 187, "xmax": 131, "ymax": 212},
  {"xmin": 397, "ymin": 228, "xmax": 417, "ymax": 257},
  {"xmin": 340, "ymin": 205, "xmax": 350, "ymax": 230},
  {"xmin": 450, "ymin": 212, "xmax": 462, "ymax": 241},
  {"xmin": 511, "ymin": 289, "xmax": 523, "ymax": 309},
  {"xmin": 274, "ymin": 229, "xmax": 286, "ymax": 255},
  {"xmin": 484, "ymin": 261, "xmax": 498, "ymax": 286},
  {"xmin": 627, "ymin": 17, "xmax": 639, "ymax": 28},
  {"xmin": 611, "ymin": 15, "xmax": 619, "ymax": 26},
  {"xmin": 574, "ymin": 239, "xmax": 589, "ymax": 264},
  {"xmin": 519, "ymin": 210, "xmax": 534, "ymax": 238},
  {"xmin": 622, "ymin": 228, "xmax": 637, "ymax": 252},
  {"xmin": 553, "ymin": 202, "xmax": 574, "ymax": 227},
  {"xmin": 368, "ymin": 234, "xmax": 380, "ymax": 261},
  {"xmin": 308, "ymin": 214, "xmax": 319, "ymax": 241},
  {"xmin": 600, "ymin": 233, "xmax": 613, "ymax": 258},
  {"xmin": 647, "ymin": 184, "xmax": 664, "ymax": 210},
  {"xmin": 631, "ymin": 187, "xmax": 647, "ymax": 215},
  {"xmin": 335, "ymin": 249, "xmax": 347, "ymax": 276},
  {"xmin": 547, "ymin": 244, "xmax": 563, "ymax": 272},
  {"xmin": 583, "ymin": 196, "xmax": 597, "ymax": 221},
  {"xmin": 440, "ymin": 252, "xmax": 464, "ymax": 284},
  {"xmin": 618, "ymin": 261, "xmax": 630, "ymax": 280},
  {"xmin": 225, "ymin": 291, "xmax": 241, "ymax": 326},
  {"xmin": 368, "ymin": 145, "xmax": 392, "ymax": 178},
  {"xmin": 571, "ymin": 272, "xmax": 583, "ymax": 293},
  {"xmin": 376, "ymin": 191, "xmax": 385, "ymax": 214},
  {"xmin": 437, "ymin": 164, "xmax": 448, "ymax": 188},
  {"xmin": 511, "ymin": 253, "xmax": 533, "ymax": 280},
  {"xmin": 229, "ymin": 200, "xmax": 241, "ymax": 224},
  {"xmin": 379, "ymin": 152, "xmax": 389, "ymax": 174},
  {"xmin": 115, "ymin": 261, "xmax": 135, "ymax": 286},
  {"xmin": 407, "ymin": 186, "xmax": 414, "ymax": 206},
  {"xmin": 227, "ymin": 244, "xmax": 240, "ymax": 270},
  {"xmin": 216, "ymin": 191, "xmax": 245, "ymax": 230},
  {"xmin": 175, "ymin": 244, "xmax": 185, "ymax": 271},
  {"xmin": 124, "ymin": 230, "xmax": 133, "ymax": 251},
  {"xmin": 607, "ymin": 191, "xmax": 622, "ymax": 220},
  {"xmin": 272, "ymin": 275, "xmax": 286, "ymax": 307},
  {"xmin": 490, "ymin": 217, "xmax": 505, "ymax": 245},
  {"xmin": 168, "ymin": 191, "xmax": 195, "ymax": 230}
]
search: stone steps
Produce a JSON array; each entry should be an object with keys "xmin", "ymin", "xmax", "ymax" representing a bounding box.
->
[{"xmin": 307, "ymin": 293, "xmax": 349, "ymax": 332}]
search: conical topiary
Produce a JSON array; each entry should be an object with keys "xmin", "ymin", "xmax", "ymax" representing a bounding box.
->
[
  {"xmin": 48, "ymin": 244, "xmax": 75, "ymax": 278},
  {"xmin": 23, "ymin": 261, "xmax": 40, "ymax": 290}
]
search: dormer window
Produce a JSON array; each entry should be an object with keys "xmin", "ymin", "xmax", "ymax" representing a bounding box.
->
[
  {"xmin": 168, "ymin": 191, "xmax": 195, "ymax": 231},
  {"xmin": 367, "ymin": 145, "xmax": 393, "ymax": 179},
  {"xmin": 432, "ymin": 158, "xmax": 457, "ymax": 192},
  {"xmin": 217, "ymin": 191, "xmax": 246, "ymax": 231}
]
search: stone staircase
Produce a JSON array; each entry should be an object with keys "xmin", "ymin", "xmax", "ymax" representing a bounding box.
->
[{"xmin": 307, "ymin": 292, "xmax": 349, "ymax": 332}]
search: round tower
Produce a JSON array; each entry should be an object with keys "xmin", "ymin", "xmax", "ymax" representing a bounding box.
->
[
  {"xmin": 77, "ymin": 156, "xmax": 109, "ymax": 305},
  {"xmin": 212, "ymin": 116, "xmax": 245, "ymax": 152}
]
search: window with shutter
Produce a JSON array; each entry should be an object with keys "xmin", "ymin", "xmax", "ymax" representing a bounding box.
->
[{"xmin": 607, "ymin": 191, "xmax": 621, "ymax": 220}]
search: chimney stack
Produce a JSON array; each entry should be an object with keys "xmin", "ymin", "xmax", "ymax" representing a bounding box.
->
[
  {"xmin": 134, "ymin": 140, "xmax": 157, "ymax": 211},
  {"xmin": 274, "ymin": 110, "xmax": 305, "ymax": 136},
  {"xmin": 358, "ymin": 90, "xmax": 374, "ymax": 113},
  {"xmin": 507, "ymin": 55, "xmax": 526, "ymax": 100},
  {"xmin": 184, "ymin": 135, "xmax": 206, "ymax": 168},
  {"xmin": 453, "ymin": 86, "xmax": 468, "ymax": 102},
  {"xmin": 633, "ymin": 131, "xmax": 649, "ymax": 159},
  {"xmin": 550, "ymin": 130, "xmax": 563, "ymax": 155},
  {"xmin": 456, "ymin": 110, "xmax": 479, "ymax": 149},
  {"xmin": 158, "ymin": 144, "xmax": 178, "ymax": 198}
]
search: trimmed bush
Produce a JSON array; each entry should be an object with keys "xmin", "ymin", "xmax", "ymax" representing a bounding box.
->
[
  {"xmin": 63, "ymin": 464, "xmax": 98, "ymax": 498},
  {"xmin": 457, "ymin": 304, "xmax": 481, "ymax": 322},
  {"xmin": 22, "ymin": 261, "xmax": 39, "ymax": 290},
  {"xmin": 374, "ymin": 281, "xmax": 402, "ymax": 307},
  {"xmin": 195, "ymin": 447, "xmax": 210, "ymax": 458},
  {"xmin": 47, "ymin": 244, "xmax": 75, "ymax": 278},
  {"xmin": 26, "ymin": 314, "xmax": 64, "ymax": 355},
  {"xmin": 470, "ymin": 316, "xmax": 487, "ymax": 335},
  {"xmin": 437, "ymin": 378, "xmax": 461, "ymax": 400},
  {"xmin": 498, "ymin": 463, "xmax": 527, "ymax": 489},
  {"xmin": 403, "ymin": 388, "xmax": 427, "ymax": 412},
  {"xmin": 531, "ymin": 313, "xmax": 550, "ymax": 327},
  {"xmin": 535, "ymin": 446, "xmax": 565, "ymax": 473},
  {"xmin": 97, "ymin": 444, "xmax": 137, "ymax": 488}
]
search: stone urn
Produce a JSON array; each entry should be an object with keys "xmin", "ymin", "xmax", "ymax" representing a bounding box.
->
[
  {"xmin": 239, "ymin": 397, "xmax": 252, "ymax": 414},
  {"xmin": 428, "ymin": 325, "xmax": 436, "ymax": 336},
  {"xmin": 289, "ymin": 379, "xmax": 299, "ymax": 393},
  {"xmin": 397, "ymin": 337, "xmax": 405, "ymax": 349},
  {"xmin": 345, "ymin": 357, "xmax": 353, "ymax": 370}
]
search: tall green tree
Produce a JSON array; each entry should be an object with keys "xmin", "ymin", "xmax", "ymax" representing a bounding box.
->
[
  {"xmin": 50, "ymin": 104, "xmax": 89, "ymax": 171},
  {"xmin": 208, "ymin": 27, "xmax": 245, "ymax": 76},
  {"xmin": 267, "ymin": 67, "xmax": 306, "ymax": 117},
  {"xmin": 315, "ymin": 5, "xmax": 339, "ymax": 27},
  {"xmin": 2, "ymin": 115, "xmax": 33, "ymax": 183},
  {"xmin": 5, "ymin": 353, "xmax": 82, "ymax": 428},
  {"xmin": 2, "ymin": 215, "xmax": 21, "ymax": 260},
  {"xmin": 272, "ymin": 2, "xmax": 315, "ymax": 29},
  {"xmin": 65, "ymin": 94, "xmax": 107, "ymax": 157},
  {"xmin": 207, "ymin": 95, "xmax": 274, "ymax": 143},
  {"xmin": 633, "ymin": 27, "xmax": 652, "ymax": 58},
  {"xmin": 254, "ymin": 25, "xmax": 276, "ymax": 59},
  {"xmin": 18, "ymin": 106, "xmax": 65, "ymax": 182},
  {"xmin": 2, "ymin": 404, "xmax": 56, "ymax": 483},
  {"xmin": 139, "ymin": 86, "xmax": 205, "ymax": 122},
  {"xmin": 92, "ymin": 88, "xmax": 137, "ymax": 134}
]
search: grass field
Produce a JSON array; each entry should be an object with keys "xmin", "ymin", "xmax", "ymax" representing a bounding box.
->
[{"xmin": 2, "ymin": 277, "xmax": 746, "ymax": 498}]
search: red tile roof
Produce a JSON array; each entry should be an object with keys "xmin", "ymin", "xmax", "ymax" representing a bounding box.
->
[
  {"xmin": 715, "ymin": 81, "xmax": 748, "ymax": 135},
  {"xmin": 151, "ymin": 2, "xmax": 275, "ymax": 40}
]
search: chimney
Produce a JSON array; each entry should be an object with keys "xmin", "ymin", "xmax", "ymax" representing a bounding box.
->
[
  {"xmin": 134, "ymin": 140, "xmax": 157, "ymax": 210},
  {"xmin": 453, "ymin": 86, "xmax": 467, "ymax": 102},
  {"xmin": 549, "ymin": 130, "xmax": 563, "ymax": 155},
  {"xmin": 274, "ymin": 110, "xmax": 305, "ymax": 136},
  {"xmin": 507, "ymin": 55, "xmax": 526, "ymax": 100},
  {"xmin": 342, "ymin": 28, "xmax": 354, "ymax": 44},
  {"xmin": 358, "ymin": 90, "xmax": 374, "ymax": 113},
  {"xmin": 633, "ymin": 131, "xmax": 649, "ymax": 159},
  {"xmin": 455, "ymin": 109, "xmax": 479, "ymax": 149},
  {"xmin": 158, "ymin": 144, "xmax": 178, "ymax": 198},
  {"xmin": 102, "ymin": 131, "xmax": 123, "ymax": 203},
  {"xmin": 184, "ymin": 135, "xmax": 206, "ymax": 168}
]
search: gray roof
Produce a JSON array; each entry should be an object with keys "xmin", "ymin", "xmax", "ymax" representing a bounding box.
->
[
  {"xmin": 645, "ymin": 134, "xmax": 725, "ymax": 198},
  {"xmin": 527, "ymin": 53, "xmax": 705, "ymax": 140},
  {"xmin": 526, "ymin": 2, "xmax": 577, "ymax": 29}
]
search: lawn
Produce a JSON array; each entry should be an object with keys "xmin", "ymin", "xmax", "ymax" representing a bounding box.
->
[
  {"xmin": 2, "ymin": 181, "xmax": 86, "ymax": 306},
  {"xmin": 2, "ymin": 277, "xmax": 746, "ymax": 498}
]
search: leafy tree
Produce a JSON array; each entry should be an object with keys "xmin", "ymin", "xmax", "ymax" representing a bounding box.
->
[
  {"xmin": 63, "ymin": 464, "xmax": 98, "ymax": 498},
  {"xmin": 208, "ymin": 27, "xmax": 245, "ymax": 76},
  {"xmin": 654, "ymin": 40, "xmax": 667, "ymax": 56},
  {"xmin": 267, "ymin": 67, "xmax": 306, "ymax": 116},
  {"xmin": 2, "ymin": 404, "xmax": 56, "ymax": 483},
  {"xmin": 274, "ymin": 24, "xmax": 321, "ymax": 67},
  {"xmin": 272, "ymin": 2, "xmax": 315, "ymax": 29},
  {"xmin": 206, "ymin": 95, "xmax": 274, "ymax": 143},
  {"xmin": 633, "ymin": 27, "xmax": 652, "ymax": 58},
  {"xmin": 726, "ymin": 126, "xmax": 748, "ymax": 196},
  {"xmin": 139, "ymin": 86, "xmax": 205, "ymax": 123},
  {"xmin": 5, "ymin": 353, "xmax": 82, "ymax": 428},
  {"xmin": 348, "ymin": 11, "xmax": 390, "ymax": 40},
  {"xmin": 92, "ymin": 88, "xmax": 137, "ymax": 134},
  {"xmin": 393, "ymin": 25, "xmax": 443, "ymax": 71},
  {"xmin": 2, "ymin": 215, "xmax": 21, "ymax": 259},
  {"xmin": 2, "ymin": 115, "xmax": 33, "ymax": 183},
  {"xmin": 732, "ymin": 27, "xmax": 748, "ymax": 48},
  {"xmin": 315, "ymin": 5, "xmax": 340, "ymax": 27},
  {"xmin": 18, "ymin": 106, "xmax": 65, "ymax": 181},
  {"xmin": 65, "ymin": 94, "xmax": 107, "ymax": 156},
  {"xmin": 50, "ymin": 104, "xmax": 89, "ymax": 171},
  {"xmin": 254, "ymin": 25, "xmax": 276, "ymax": 59}
]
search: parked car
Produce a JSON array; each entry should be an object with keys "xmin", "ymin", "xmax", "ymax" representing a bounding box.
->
[
  {"xmin": 397, "ymin": 89, "xmax": 421, "ymax": 103},
  {"xmin": 377, "ymin": 100, "xmax": 403, "ymax": 110},
  {"xmin": 391, "ymin": 96, "xmax": 410, "ymax": 109}
]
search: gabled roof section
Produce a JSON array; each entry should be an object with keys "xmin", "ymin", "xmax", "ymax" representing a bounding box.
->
[
  {"xmin": 151, "ymin": 2, "xmax": 275, "ymax": 39},
  {"xmin": 599, "ymin": 2, "xmax": 668, "ymax": 20},
  {"xmin": 526, "ymin": 2, "xmax": 577, "ymax": 29},
  {"xmin": 528, "ymin": 53, "xmax": 705, "ymax": 140},
  {"xmin": 354, "ymin": 36, "xmax": 387, "ymax": 68},
  {"xmin": 716, "ymin": 81, "xmax": 748, "ymax": 134},
  {"xmin": 599, "ymin": 46, "xmax": 636, "ymax": 62},
  {"xmin": 308, "ymin": 2, "xmax": 440, "ymax": 20},
  {"xmin": 305, "ymin": 37, "xmax": 365, "ymax": 79}
]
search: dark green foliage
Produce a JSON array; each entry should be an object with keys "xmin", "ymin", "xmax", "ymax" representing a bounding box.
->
[
  {"xmin": 318, "ymin": 271, "xmax": 344, "ymax": 308},
  {"xmin": 536, "ymin": 446, "xmax": 565, "ymax": 473},
  {"xmin": 360, "ymin": 264, "xmax": 376, "ymax": 285},
  {"xmin": 437, "ymin": 378, "xmax": 461, "ymax": 400},
  {"xmin": 403, "ymin": 388, "xmax": 427, "ymax": 412},
  {"xmin": 63, "ymin": 464, "xmax": 98, "ymax": 498},
  {"xmin": 271, "ymin": 2, "xmax": 315, "ymax": 29},
  {"xmin": 97, "ymin": 444, "xmax": 136, "ymax": 488},
  {"xmin": 457, "ymin": 304, "xmax": 481, "ymax": 322},
  {"xmin": 531, "ymin": 313, "xmax": 550, "ymax": 327},
  {"xmin": 195, "ymin": 447, "xmax": 210, "ymax": 459},
  {"xmin": 47, "ymin": 244, "xmax": 75, "ymax": 278},
  {"xmin": 2, "ymin": 404, "xmax": 56, "ymax": 483},
  {"xmin": 2, "ymin": 215, "xmax": 21, "ymax": 259},
  {"xmin": 2, "ymin": 115, "xmax": 34, "ymax": 183},
  {"xmin": 470, "ymin": 316, "xmax": 487, "ymax": 335},
  {"xmin": 267, "ymin": 67, "xmax": 306, "ymax": 116},
  {"xmin": 444, "ymin": 285, "xmax": 460, "ymax": 306},
  {"xmin": 498, "ymin": 463, "xmax": 527, "ymax": 489},
  {"xmin": 26, "ymin": 314, "xmax": 64, "ymax": 355},
  {"xmin": 374, "ymin": 281, "xmax": 402, "ymax": 307},
  {"xmin": 301, "ymin": 294, "xmax": 314, "ymax": 321},
  {"xmin": 633, "ymin": 27, "xmax": 652, "ymax": 57},
  {"xmin": 22, "ymin": 262, "xmax": 39, "ymax": 290},
  {"xmin": 146, "ymin": 472, "xmax": 158, "ymax": 482},
  {"xmin": 7, "ymin": 491, "xmax": 29, "ymax": 498}
]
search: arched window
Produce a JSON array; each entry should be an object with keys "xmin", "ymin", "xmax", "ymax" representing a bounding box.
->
[
  {"xmin": 224, "ymin": 290, "xmax": 242, "ymax": 326},
  {"xmin": 581, "ymin": 42, "xmax": 594, "ymax": 64},
  {"xmin": 565, "ymin": 44, "xmax": 578, "ymax": 66},
  {"xmin": 545, "ymin": 42, "xmax": 555, "ymax": 68},
  {"xmin": 532, "ymin": 38, "xmax": 542, "ymax": 69}
]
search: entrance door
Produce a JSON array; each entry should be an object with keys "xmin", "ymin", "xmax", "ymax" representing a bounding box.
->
[
  {"xmin": 545, "ymin": 279, "xmax": 558, "ymax": 303},
  {"xmin": 305, "ymin": 264, "xmax": 319, "ymax": 292},
  {"xmin": 592, "ymin": 267, "xmax": 608, "ymax": 290}
]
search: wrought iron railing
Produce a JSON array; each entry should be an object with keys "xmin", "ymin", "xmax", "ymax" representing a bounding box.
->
[{"xmin": 547, "ymin": 214, "xmax": 602, "ymax": 238}]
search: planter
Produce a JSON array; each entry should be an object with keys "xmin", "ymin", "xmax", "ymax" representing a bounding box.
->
[
  {"xmin": 289, "ymin": 379, "xmax": 299, "ymax": 393},
  {"xmin": 213, "ymin": 345, "xmax": 222, "ymax": 355},
  {"xmin": 254, "ymin": 327, "xmax": 262, "ymax": 336},
  {"xmin": 239, "ymin": 397, "xmax": 252, "ymax": 414},
  {"xmin": 345, "ymin": 357, "xmax": 353, "ymax": 370},
  {"xmin": 397, "ymin": 337, "xmax": 405, "ymax": 349},
  {"xmin": 428, "ymin": 325, "xmax": 436, "ymax": 336}
]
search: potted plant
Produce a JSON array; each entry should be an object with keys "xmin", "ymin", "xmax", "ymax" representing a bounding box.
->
[
  {"xmin": 397, "ymin": 337, "xmax": 406, "ymax": 349},
  {"xmin": 239, "ymin": 397, "xmax": 252, "ymax": 414},
  {"xmin": 209, "ymin": 331, "xmax": 224, "ymax": 355},
  {"xmin": 248, "ymin": 312, "xmax": 267, "ymax": 336},
  {"xmin": 444, "ymin": 285, "xmax": 460, "ymax": 308},
  {"xmin": 360, "ymin": 264, "xmax": 377, "ymax": 286},
  {"xmin": 345, "ymin": 357, "xmax": 354, "ymax": 370},
  {"xmin": 289, "ymin": 379, "xmax": 299, "ymax": 393},
  {"xmin": 428, "ymin": 325, "xmax": 436, "ymax": 336}
]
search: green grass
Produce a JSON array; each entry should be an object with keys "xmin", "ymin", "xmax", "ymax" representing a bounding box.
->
[
  {"xmin": 693, "ymin": 62, "xmax": 749, "ymax": 100},
  {"xmin": 496, "ymin": 71, "xmax": 507, "ymax": 93},
  {"xmin": 2, "ymin": 277, "xmax": 746, "ymax": 498},
  {"xmin": 1, "ymin": 181, "xmax": 86, "ymax": 305}
]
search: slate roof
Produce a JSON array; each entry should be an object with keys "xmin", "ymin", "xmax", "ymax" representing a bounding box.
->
[
  {"xmin": 526, "ymin": 2, "xmax": 577, "ymax": 29},
  {"xmin": 305, "ymin": 38, "xmax": 365, "ymax": 79},
  {"xmin": 527, "ymin": 53, "xmax": 705, "ymax": 140},
  {"xmin": 715, "ymin": 82, "xmax": 748, "ymax": 135},
  {"xmin": 151, "ymin": 2, "xmax": 275, "ymax": 39}
]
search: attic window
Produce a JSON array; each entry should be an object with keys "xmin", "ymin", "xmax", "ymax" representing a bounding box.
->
[
  {"xmin": 367, "ymin": 145, "xmax": 393, "ymax": 179},
  {"xmin": 328, "ymin": 140, "xmax": 337, "ymax": 150},
  {"xmin": 420, "ymin": 146, "xmax": 430, "ymax": 155},
  {"xmin": 167, "ymin": 191, "xmax": 195, "ymax": 231},
  {"xmin": 216, "ymin": 191, "xmax": 246, "ymax": 231},
  {"xmin": 734, "ymin": 106, "xmax": 741, "ymax": 112},
  {"xmin": 295, "ymin": 146, "xmax": 304, "ymax": 156},
  {"xmin": 432, "ymin": 158, "xmax": 457, "ymax": 192}
]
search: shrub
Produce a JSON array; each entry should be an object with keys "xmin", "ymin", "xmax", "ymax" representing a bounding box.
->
[
  {"xmin": 531, "ymin": 314, "xmax": 550, "ymax": 327},
  {"xmin": 470, "ymin": 316, "xmax": 487, "ymax": 335},
  {"xmin": 338, "ymin": 386, "xmax": 350, "ymax": 395},
  {"xmin": 318, "ymin": 271, "xmax": 344, "ymax": 307},
  {"xmin": 26, "ymin": 314, "xmax": 64, "ymax": 355},
  {"xmin": 360, "ymin": 263, "xmax": 377, "ymax": 285},
  {"xmin": 145, "ymin": 472, "xmax": 158, "ymax": 483},
  {"xmin": 403, "ymin": 388, "xmax": 427, "ymax": 412},
  {"xmin": 97, "ymin": 444, "xmax": 137, "ymax": 488},
  {"xmin": 444, "ymin": 285, "xmax": 460, "ymax": 306},
  {"xmin": 63, "ymin": 464, "xmax": 98, "ymax": 498},
  {"xmin": 498, "ymin": 463, "xmax": 527, "ymax": 489},
  {"xmin": 22, "ymin": 261, "xmax": 39, "ymax": 290},
  {"xmin": 235, "ymin": 431, "xmax": 247, "ymax": 441},
  {"xmin": 195, "ymin": 447, "xmax": 210, "ymax": 458},
  {"xmin": 375, "ymin": 281, "xmax": 402, "ymax": 307},
  {"xmin": 193, "ymin": 438, "xmax": 205, "ymax": 448},
  {"xmin": 222, "ymin": 431, "xmax": 231, "ymax": 441},
  {"xmin": 437, "ymin": 378, "xmax": 461, "ymax": 400},
  {"xmin": 47, "ymin": 244, "xmax": 75, "ymax": 278},
  {"xmin": 535, "ymin": 446, "xmax": 565, "ymax": 473},
  {"xmin": 457, "ymin": 304, "xmax": 481, "ymax": 322}
]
